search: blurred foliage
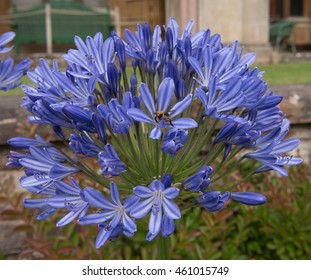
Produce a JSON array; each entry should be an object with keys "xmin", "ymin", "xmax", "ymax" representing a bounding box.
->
[{"xmin": 1, "ymin": 161, "xmax": 310, "ymax": 260}]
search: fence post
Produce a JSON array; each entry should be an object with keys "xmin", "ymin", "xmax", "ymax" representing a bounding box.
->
[
  {"xmin": 45, "ymin": 3, "xmax": 53, "ymax": 56},
  {"xmin": 114, "ymin": 6, "xmax": 121, "ymax": 36}
]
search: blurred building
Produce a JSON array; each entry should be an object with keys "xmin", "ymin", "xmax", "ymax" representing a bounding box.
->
[
  {"xmin": 270, "ymin": 0, "xmax": 311, "ymax": 49},
  {"xmin": 0, "ymin": 0, "xmax": 310, "ymax": 61}
]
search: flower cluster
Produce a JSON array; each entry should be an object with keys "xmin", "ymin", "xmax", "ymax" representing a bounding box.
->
[
  {"xmin": 6, "ymin": 19, "xmax": 302, "ymax": 248},
  {"xmin": 0, "ymin": 32, "xmax": 31, "ymax": 90}
]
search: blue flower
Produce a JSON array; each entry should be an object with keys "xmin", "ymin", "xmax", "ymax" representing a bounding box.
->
[
  {"xmin": 62, "ymin": 105, "xmax": 96, "ymax": 132},
  {"xmin": 161, "ymin": 128, "xmax": 188, "ymax": 156},
  {"xmin": 123, "ymin": 23, "xmax": 160, "ymax": 62},
  {"xmin": 196, "ymin": 75, "xmax": 246, "ymax": 124},
  {"xmin": 7, "ymin": 134, "xmax": 51, "ymax": 150},
  {"xmin": 24, "ymin": 178, "xmax": 89, "ymax": 225},
  {"xmin": 182, "ymin": 165, "xmax": 213, "ymax": 192},
  {"xmin": 189, "ymin": 41, "xmax": 256, "ymax": 89},
  {"xmin": 16, "ymin": 146, "xmax": 79, "ymax": 192},
  {"xmin": 0, "ymin": 34, "xmax": 31, "ymax": 91},
  {"xmin": 23, "ymin": 184, "xmax": 57, "ymax": 220},
  {"xmin": 245, "ymin": 138, "xmax": 302, "ymax": 176},
  {"xmin": 0, "ymin": 31, "xmax": 15, "ymax": 53},
  {"xmin": 46, "ymin": 179, "xmax": 90, "ymax": 226},
  {"xmin": 69, "ymin": 133, "xmax": 102, "ymax": 157},
  {"xmin": 128, "ymin": 78, "xmax": 197, "ymax": 139},
  {"xmin": 197, "ymin": 191, "xmax": 230, "ymax": 212},
  {"xmin": 131, "ymin": 178, "xmax": 181, "ymax": 241},
  {"xmin": 97, "ymin": 97, "xmax": 132, "ymax": 134},
  {"xmin": 63, "ymin": 33, "xmax": 115, "ymax": 85},
  {"xmin": 79, "ymin": 182, "xmax": 139, "ymax": 248},
  {"xmin": 98, "ymin": 144, "xmax": 127, "ymax": 177}
]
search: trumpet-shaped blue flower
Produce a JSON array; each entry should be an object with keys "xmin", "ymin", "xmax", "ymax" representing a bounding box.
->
[
  {"xmin": 46, "ymin": 179, "xmax": 90, "ymax": 226},
  {"xmin": 245, "ymin": 138, "xmax": 302, "ymax": 176},
  {"xmin": 196, "ymin": 75, "xmax": 246, "ymax": 124},
  {"xmin": 24, "ymin": 178, "xmax": 89, "ymax": 225},
  {"xmin": 161, "ymin": 128, "xmax": 188, "ymax": 156},
  {"xmin": 128, "ymin": 78, "xmax": 197, "ymax": 139},
  {"xmin": 197, "ymin": 191, "xmax": 230, "ymax": 212},
  {"xmin": 97, "ymin": 98, "xmax": 132, "ymax": 134},
  {"xmin": 63, "ymin": 33, "xmax": 115, "ymax": 85},
  {"xmin": 69, "ymin": 133, "xmax": 102, "ymax": 158},
  {"xmin": 7, "ymin": 134, "xmax": 51, "ymax": 150},
  {"xmin": 0, "ymin": 31, "xmax": 31, "ymax": 90},
  {"xmin": 16, "ymin": 146, "xmax": 79, "ymax": 193},
  {"xmin": 98, "ymin": 144, "xmax": 127, "ymax": 177},
  {"xmin": 79, "ymin": 182, "xmax": 139, "ymax": 248},
  {"xmin": 182, "ymin": 165, "xmax": 213, "ymax": 192},
  {"xmin": 131, "ymin": 178, "xmax": 181, "ymax": 240},
  {"xmin": 0, "ymin": 31, "xmax": 15, "ymax": 53}
]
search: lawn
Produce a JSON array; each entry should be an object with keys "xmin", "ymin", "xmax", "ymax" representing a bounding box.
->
[
  {"xmin": 1, "ymin": 62, "xmax": 311, "ymax": 96},
  {"xmin": 258, "ymin": 62, "xmax": 311, "ymax": 85}
]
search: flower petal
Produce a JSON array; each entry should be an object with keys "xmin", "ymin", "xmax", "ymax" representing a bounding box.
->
[
  {"xmin": 83, "ymin": 187, "xmax": 116, "ymax": 209},
  {"xmin": 127, "ymin": 108, "xmax": 155, "ymax": 124},
  {"xmin": 140, "ymin": 83, "xmax": 155, "ymax": 115},
  {"xmin": 163, "ymin": 187, "xmax": 179, "ymax": 199},
  {"xmin": 149, "ymin": 180, "xmax": 165, "ymax": 191},
  {"xmin": 56, "ymin": 210, "xmax": 81, "ymax": 227},
  {"xmin": 130, "ymin": 196, "xmax": 154, "ymax": 218},
  {"xmin": 150, "ymin": 126, "xmax": 162, "ymax": 139},
  {"xmin": 110, "ymin": 181, "xmax": 121, "ymax": 205},
  {"xmin": 122, "ymin": 213, "xmax": 137, "ymax": 234},
  {"xmin": 96, "ymin": 227, "xmax": 112, "ymax": 248},
  {"xmin": 133, "ymin": 186, "xmax": 154, "ymax": 198},
  {"xmin": 124, "ymin": 195, "xmax": 140, "ymax": 211},
  {"xmin": 148, "ymin": 206, "xmax": 162, "ymax": 234},
  {"xmin": 169, "ymin": 94, "xmax": 193, "ymax": 118},
  {"xmin": 163, "ymin": 199, "xmax": 181, "ymax": 219},
  {"xmin": 157, "ymin": 78, "xmax": 174, "ymax": 112},
  {"xmin": 79, "ymin": 212, "xmax": 112, "ymax": 225},
  {"xmin": 172, "ymin": 118, "xmax": 198, "ymax": 129}
]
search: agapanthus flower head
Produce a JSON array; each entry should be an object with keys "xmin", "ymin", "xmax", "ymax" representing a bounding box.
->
[{"xmin": 6, "ymin": 18, "xmax": 302, "ymax": 249}]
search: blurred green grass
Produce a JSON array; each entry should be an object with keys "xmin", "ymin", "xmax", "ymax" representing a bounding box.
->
[
  {"xmin": 258, "ymin": 62, "xmax": 311, "ymax": 85},
  {"xmin": 1, "ymin": 62, "xmax": 311, "ymax": 97}
]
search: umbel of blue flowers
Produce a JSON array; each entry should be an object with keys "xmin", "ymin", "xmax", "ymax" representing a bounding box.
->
[{"xmin": 6, "ymin": 19, "xmax": 302, "ymax": 249}]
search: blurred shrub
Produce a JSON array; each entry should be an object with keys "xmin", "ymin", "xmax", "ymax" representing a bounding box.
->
[{"xmin": 1, "ymin": 162, "xmax": 310, "ymax": 260}]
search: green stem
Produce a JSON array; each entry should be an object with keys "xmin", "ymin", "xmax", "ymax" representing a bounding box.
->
[{"xmin": 156, "ymin": 235, "xmax": 170, "ymax": 260}]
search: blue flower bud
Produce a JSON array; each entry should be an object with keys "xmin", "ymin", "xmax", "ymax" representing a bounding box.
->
[
  {"xmin": 231, "ymin": 192, "xmax": 266, "ymax": 205},
  {"xmin": 115, "ymin": 39, "xmax": 126, "ymax": 71}
]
